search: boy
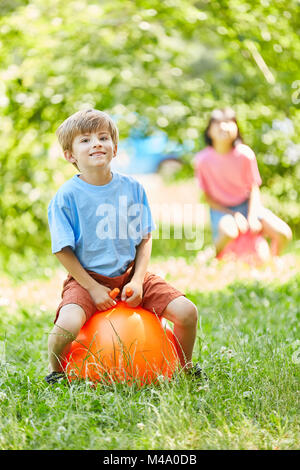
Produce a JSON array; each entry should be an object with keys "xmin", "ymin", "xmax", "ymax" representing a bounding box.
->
[{"xmin": 46, "ymin": 108, "xmax": 199, "ymax": 384}]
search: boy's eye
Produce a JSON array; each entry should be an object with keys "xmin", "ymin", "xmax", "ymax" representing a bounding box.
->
[{"xmin": 80, "ymin": 135, "xmax": 109, "ymax": 143}]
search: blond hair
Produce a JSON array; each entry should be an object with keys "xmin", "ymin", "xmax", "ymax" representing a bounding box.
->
[{"xmin": 56, "ymin": 108, "xmax": 119, "ymax": 152}]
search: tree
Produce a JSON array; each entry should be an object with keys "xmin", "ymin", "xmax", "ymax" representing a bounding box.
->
[{"xmin": 0, "ymin": 0, "xmax": 299, "ymax": 265}]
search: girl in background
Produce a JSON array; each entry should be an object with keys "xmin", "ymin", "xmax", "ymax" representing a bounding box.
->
[{"xmin": 194, "ymin": 108, "xmax": 292, "ymax": 255}]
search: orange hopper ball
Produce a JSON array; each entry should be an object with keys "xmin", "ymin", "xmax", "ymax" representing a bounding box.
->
[{"xmin": 63, "ymin": 301, "xmax": 179, "ymax": 386}]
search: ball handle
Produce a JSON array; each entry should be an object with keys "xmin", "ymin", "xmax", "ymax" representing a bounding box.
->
[
  {"xmin": 109, "ymin": 288, "xmax": 120, "ymax": 300},
  {"xmin": 109, "ymin": 287, "xmax": 133, "ymax": 302},
  {"xmin": 125, "ymin": 287, "xmax": 133, "ymax": 298}
]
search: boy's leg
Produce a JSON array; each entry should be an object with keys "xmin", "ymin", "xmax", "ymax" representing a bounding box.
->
[
  {"xmin": 140, "ymin": 273, "xmax": 198, "ymax": 369},
  {"xmin": 161, "ymin": 296, "xmax": 198, "ymax": 369},
  {"xmin": 48, "ymin": 304, "xmax": 86, "ymax": 373},
  {"xmin": 259, "ymin": 208, "xmax": 292, "ymax": 255}
]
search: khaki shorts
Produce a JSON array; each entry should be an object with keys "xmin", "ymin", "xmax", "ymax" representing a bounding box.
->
[{"xmin": 54, "ymin": 263, "xmax": 183, "ymax": 324}]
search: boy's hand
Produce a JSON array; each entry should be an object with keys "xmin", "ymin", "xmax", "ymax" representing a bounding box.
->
[
  {"xmin": 87, "ymin": 283, "xmax": 117, "ymax": 311},
  {"xmin": 234, "ymin": 211, "xmax": 249, "ymax": 234},
  {"xmin": 248, "ymin": 215, "xmax": 262, "ymax": 233},
  {"xmin": 121, "ymin": 281, "xmax": 143, "ymax": 307}
]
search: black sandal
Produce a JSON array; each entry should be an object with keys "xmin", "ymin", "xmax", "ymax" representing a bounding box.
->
[
  {"xmin": 186, "ymin": 362, "xmax": 208, "ymax": 382},
  {"xmin": 45, "ymin": 371, "xmax": 66, "ymax": 384}
]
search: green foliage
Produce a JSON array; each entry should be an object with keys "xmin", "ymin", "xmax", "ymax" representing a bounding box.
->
[{"xmin": 0, "ymin": 0, "xmax": 299, "ymax": 262}]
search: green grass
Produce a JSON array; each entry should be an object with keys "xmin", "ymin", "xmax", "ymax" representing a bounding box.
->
[
  {"xmin": 151, "ymin": 225, "xmax": 212, "ymax": 262},
  {"xmin": 0, "ymin": 275, "xmax": 299, "ymax": 450},
  {"xmin": 0, "ymin": 224, "xmax": 212, "ymax": 283},
  {"xmin": 1, "ymin": 225, "xmax": 299, "ymax": 284}
]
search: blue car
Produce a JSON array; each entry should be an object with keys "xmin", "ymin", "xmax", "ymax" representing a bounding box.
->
[{"xmin": 111, "ymin": 129, "xmax": 188, "ymax": 175}]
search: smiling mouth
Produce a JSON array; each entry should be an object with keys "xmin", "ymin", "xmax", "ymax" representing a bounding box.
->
[{"xmin": 90, "ymin": 152, "xmax": 106, "ymax": 157}]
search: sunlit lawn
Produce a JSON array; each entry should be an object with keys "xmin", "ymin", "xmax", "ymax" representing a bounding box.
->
[{"xmin": 0, "ymin": 233, "xmax": 299, "ymax": 450}]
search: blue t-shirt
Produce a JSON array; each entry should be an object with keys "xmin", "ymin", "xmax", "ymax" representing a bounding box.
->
[{"xmin": 48, "ymin": 172, "xmax": 156, "ymax": 277}]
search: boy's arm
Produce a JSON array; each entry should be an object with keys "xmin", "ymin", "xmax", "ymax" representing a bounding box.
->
[
  {"xmin": 121, "ymin": 233, "xmax": 152, "ymax": 307},
  {"xmin": 55, "ymin": 246, "xmax": 117, "ymax": 311}
]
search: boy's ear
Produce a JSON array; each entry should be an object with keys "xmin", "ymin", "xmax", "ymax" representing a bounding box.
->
[
  {"xmin": 64, "ymin": 149, "xmax": 77, "ymax": 164},
  {"xmin": 113, "ymin": 143, "xmax": 118, "ymax": 158}
]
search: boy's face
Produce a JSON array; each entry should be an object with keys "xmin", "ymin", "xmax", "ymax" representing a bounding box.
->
[{"xmin": 64, "ymin": 126, "xmax": 117, "ymax": 173}]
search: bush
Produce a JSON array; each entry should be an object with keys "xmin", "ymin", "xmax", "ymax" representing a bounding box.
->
[{"xmin": 0, "ymin": 0, "xmax": 299, "ymax": 265}]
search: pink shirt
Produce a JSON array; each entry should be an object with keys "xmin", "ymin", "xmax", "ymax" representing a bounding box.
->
[{"xmin": 194, "ymin": 144, "xmax": 262, "ymax": 206}]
